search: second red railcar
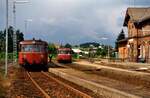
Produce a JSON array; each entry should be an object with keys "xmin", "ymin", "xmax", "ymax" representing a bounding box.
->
[{"xmin": 57, "ymin": 48, "xmax": 72, "ymax": 63}]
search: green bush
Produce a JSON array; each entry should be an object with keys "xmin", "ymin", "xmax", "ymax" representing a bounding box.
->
[{"xmin": 0, "ymin": 53, "xmax": 13, "ymax": 63}]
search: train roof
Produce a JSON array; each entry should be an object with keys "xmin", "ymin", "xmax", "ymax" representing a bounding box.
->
[{"xmin": 20, "ymin": 39, "xmax": 48, "ymax": 45}]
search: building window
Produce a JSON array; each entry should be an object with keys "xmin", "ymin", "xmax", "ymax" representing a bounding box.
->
[
  {"xmin": 142, "ymin": 25, "xmax": 150, "ymax": 36},
  {"xmin": 129, "ymin": 30, "xmax": 132, "ymax": 37}
]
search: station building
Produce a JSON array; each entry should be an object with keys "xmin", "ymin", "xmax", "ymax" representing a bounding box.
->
[{"xmin": 118, "ymin": 7, "xmax": 150, "ymax": 63}]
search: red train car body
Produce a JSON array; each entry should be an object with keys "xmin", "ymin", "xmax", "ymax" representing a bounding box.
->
[
  {"xmin": 18, "ymin": 39, "xmax": 48, "ymax": 66},
  {"xmin": 57, "ymin": 48, "xmax": 72, "ymax": 63}
]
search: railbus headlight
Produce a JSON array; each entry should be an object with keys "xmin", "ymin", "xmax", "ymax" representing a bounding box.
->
[
  {"xmin": 23, "ymin": 54, "xmax": 26, "ymax": 59},
  {"xmin": 41, "ymin": 54, "xmax": 44, "ymax": 58}
]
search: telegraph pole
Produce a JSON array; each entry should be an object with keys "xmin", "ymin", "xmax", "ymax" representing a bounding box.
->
[
  {"xmin": 13, "ymin": 1, "xmax": 17, "ymax": 63},
  {"xmin": 12, "ymin": 0, "xmax": 29, "ymax": 63},
  {"xmin": 5, "ymin": 0, "xmax": 9, "ymax": 77},
  {"xmin": 108, "ymin": 45, "xmax": 110, "ymax": 59}
]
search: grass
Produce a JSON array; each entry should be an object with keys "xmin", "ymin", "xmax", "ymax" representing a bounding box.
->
[{"xmin": 0, "ymin": 52, "xmax": 13, "ymax": 61}]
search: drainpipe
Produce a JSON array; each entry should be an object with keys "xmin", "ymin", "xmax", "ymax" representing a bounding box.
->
[
  {"xmin": 137, "ymin": 26, "xmax": 138, "ymax": 62},
  {"xmin": 136, "ymin": 22, "xmax": 139, "ymax": 62}
]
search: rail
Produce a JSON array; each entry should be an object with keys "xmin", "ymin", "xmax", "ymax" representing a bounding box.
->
[
  {"xmin": 26, "ymin": 72, "xmax": 51, "ymax": 98},
  {"xmin": 27, "ymin": 70, "xmax": 92, "ymax": 98},
  {"xmin": 42, "ymin": 71, "xmax": 92, "ymax": 98}
]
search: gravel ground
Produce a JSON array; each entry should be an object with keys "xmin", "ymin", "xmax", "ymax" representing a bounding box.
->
[
  {"xmin": 48, "ymin": 72, "xmax": 101, "ymax": 98},
  {"xmin": 54, "ymin": 62, "xmax": 150, "ymax": 98},
  {"xmin": 2, "ymin": 60, "xmax": 150, "ymax": 98},
  {"xmin": 30, "ymin": 72, "xmax": 100, "ymax": 98},
  {"xmin": 0, "ymin": 74, "xmax": 6, "ymax": 98},
  {"xmin": 95, "ymin": 61, "xmax": 150, "ymax": 73},
  {"xmin": 73, "ymin": 61, "xmax": 150, "ymax": 87},
  {"xmin": 6, "ymin": 67, "xmax": 45, "ymax": 98},
  {"xmin": 4, "ymin": 64, "xmax": 100, "ymax": 98},
  {"xmin": 30, "ymin": 72, "xmax": 78, "ymax": 98}
]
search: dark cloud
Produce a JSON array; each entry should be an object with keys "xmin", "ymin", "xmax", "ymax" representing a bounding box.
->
[
  {"xmin": 123, "ymin": 0, "xmax": 150, "ymax": 6},
  {"xmin": 0, "ymin": 0, "xmax": 149, "ymax": 45}
]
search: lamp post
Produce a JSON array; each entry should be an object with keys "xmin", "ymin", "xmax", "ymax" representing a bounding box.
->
[
  {"xmin": 5, "ymin": 0, "xmax": 9, "ymax": 77},
  {"xmin": 13, "ymin": 0, "xmax": 29, "ymax": 63},
  {"xmin": 108, "ymin": 45, "xmax": 110, "ymax": 59},
  {"xmin": 89, "ymin": 44, "xmax": 94, "ymax": 62}
]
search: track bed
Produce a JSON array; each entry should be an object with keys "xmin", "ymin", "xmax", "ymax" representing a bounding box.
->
[
  {"xmin": 7, "ymin": 66, "xmax": 100, "ymax": 98},
  {"xmin": 7, "ymin": 67, "xmax": 45, "ymax": 98},
  {"xmin": 28, "ymin": 71, "xmax": 93, "ymax": 98}
]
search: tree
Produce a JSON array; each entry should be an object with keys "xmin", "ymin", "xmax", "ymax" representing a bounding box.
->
[
  {"xmin": 115, "ymin": 29, "xmax": 125, "ymax": 52},
  {"xmin": 116, "ymin": 29, "xmax": 125, "ymax": 41},
  {"xmin": 96, "ymin": 48, "xmax": 102, "ymax": 56},
  {"xmin": 48, "ymin": 43, "xmax": 57, "ymax": 54},
  {"xmin": 80, "ymin": 42, "xmax": 99, "ymax": 48},
  {"xmin": 74, "ymin": 45, "xmax": 79, "ymax": 48},
  {"xmin": 16, "ymin": 30, "xmax": 24, "ymax": 51},
  {"xmin": 0, "ymin": 26, "xmax": 24, "ymax": 53},
  {"xmin": 0, "ymin": 31, "xmax": 5, "ymax": 52},
  {"xmin": 48, "ymin": 43, "xmax": 57, "ymax": 62},
  {"xmin": 64, "ymin": 43, "xmax": 72, "ymax": 48},
  {"xmin": 7, "ymin": 26, "xmax": 13, "ymax": 53},
  {"xmin": 96, "ymin": 45, "xmax": 114, "ymax": 58}
]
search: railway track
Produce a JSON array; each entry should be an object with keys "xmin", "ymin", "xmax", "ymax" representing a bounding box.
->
[
  {"xmin": 7, "ymin": 67, "xmax": 45, "ymax": 98},
  {"xmin": 27, "ymin": 70, "xmax": 92, "ymax": 98}
]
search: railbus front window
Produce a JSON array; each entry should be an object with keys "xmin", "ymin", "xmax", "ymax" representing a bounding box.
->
[
  {"xmin": 21, "ymin": 44, "xmax": 46, "ymax": 52},
  {"xmin": 58, "ymin": 50, "xmax": 71, "ymax": 54}
]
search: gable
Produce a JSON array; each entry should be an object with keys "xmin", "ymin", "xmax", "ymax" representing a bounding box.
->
[{"xmin": 123, "ymin": 7, "xmax": 150, "ymax": 26}]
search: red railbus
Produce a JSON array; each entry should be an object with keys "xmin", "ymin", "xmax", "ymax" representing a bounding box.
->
[
  {"xmin": 18, "ymin": 39, "xmax": 48, "ymax": 66},
  {"xmin": 57, "ymin": 48, "xmax": 72, "ymax": 63}
]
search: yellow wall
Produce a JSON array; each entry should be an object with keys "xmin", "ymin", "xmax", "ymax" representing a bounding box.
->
[{"xmin": 118, "ymin": 47, "xmax": 128, "ymax": 59}]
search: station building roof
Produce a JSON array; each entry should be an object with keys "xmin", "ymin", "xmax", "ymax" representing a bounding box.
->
[{"xmin": 123, "ymin": 7, "xmax": 150, "ymax": 26}]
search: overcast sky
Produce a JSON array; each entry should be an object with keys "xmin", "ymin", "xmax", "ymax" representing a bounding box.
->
[{"xmin": 0, "ymin": 0, "xmax": 150, "ymax": 45}]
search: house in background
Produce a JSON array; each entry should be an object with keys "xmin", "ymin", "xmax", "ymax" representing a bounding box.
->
[
  {"xmin": 118, "ymin": 7, "xmax": 150, "ymax": 63},
  {"xmin": 72, "ymin": 48, "xmax": 82, "ymax": 59}
]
